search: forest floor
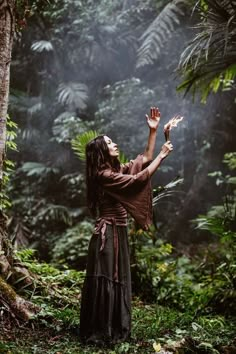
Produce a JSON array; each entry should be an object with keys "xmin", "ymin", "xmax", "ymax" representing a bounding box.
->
[
  {"xmin": 1, "ymin": 248, "xmax": 235, "ymax": 354},
  {"xmin": 1, "ymin": 301, "xmax": 235, "ymax": 354}
]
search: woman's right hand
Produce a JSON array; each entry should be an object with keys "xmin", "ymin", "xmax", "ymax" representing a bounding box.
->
[
  {"xmin": 147, "ymin": 141, "xmax": 173, "ymax": 176},
  {"xmin": 159, "ymin": 141, "xmax": 173, "ymax": 160}
]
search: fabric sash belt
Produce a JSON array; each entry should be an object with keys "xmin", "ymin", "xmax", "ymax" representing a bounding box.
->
[{"xmin": 94, "ymin": 217, "xmax": 127, "ymax": 282}]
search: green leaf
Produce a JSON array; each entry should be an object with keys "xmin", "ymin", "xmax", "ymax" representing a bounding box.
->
[
  {"xmin": 227, "ymin": 177, "xmax": 236, "ymax": 184},
  {"xmin": 72, "ymin": 130, "xmax": 99, "ymax": 161},
  {"xmin": 57, "ymin": 82, "xmax": 88, "ymax": 109}
]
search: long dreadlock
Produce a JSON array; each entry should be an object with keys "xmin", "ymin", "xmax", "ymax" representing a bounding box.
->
[{"xmin": 86, "ymin": 135, "xmax": 120, "ymax": 217}]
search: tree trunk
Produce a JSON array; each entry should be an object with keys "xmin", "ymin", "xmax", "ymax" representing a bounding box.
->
[
  {"xmin": 0, "ymin": 0, "xmax": 14, "ymax": 181},
  {"xmin": 0, "ymin": 1, "xmax": 39, "ymax": 321}
]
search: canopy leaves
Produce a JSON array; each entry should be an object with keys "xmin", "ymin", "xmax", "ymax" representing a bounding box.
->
[
  {"xmin": 178, "ymin": 0, "xmax": 236, "ymax": 100},
  {"xmin": 136, "ymin": 0, "xmax": 188, "ymax": 68}
]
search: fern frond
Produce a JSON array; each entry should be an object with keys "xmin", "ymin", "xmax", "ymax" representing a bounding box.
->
[
  {"xmin": 71, "ymin": 131, "xmax": 129, "ymax": 163},
  {"xmin": 178, "ymin": 0, "xmax": 236, "ymax": 98},
  {"xmin": 119, "ymin": 151, "xmax": 129, "ymax": 164},
  {"xmin": 57, "ymin": 82, "xmax": 88, "ymax": 110},
  {"xmin": 71, "ymin": 130, "xmax": 99, "ymax": 161},
  {"xmin": 136, "ymin": 0, "xmax": 188, "ymax": 68},
  {"xmin": 152, "ymin": 177, "xmax": 184, "ymax": 206},
  {"xmin": 31, "ymin": 40, "xmax": 54, "ymax": 52}
]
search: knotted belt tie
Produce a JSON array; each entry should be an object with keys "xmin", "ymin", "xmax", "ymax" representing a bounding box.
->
[{"xmin": 94, "ymin": 217, "xmax": 126, "ymax": 282}]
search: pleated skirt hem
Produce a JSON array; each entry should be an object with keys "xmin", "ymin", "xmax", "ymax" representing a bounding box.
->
[{"xmin": 80, "ymin": 275, "xmax": 131, "ymax": 344}]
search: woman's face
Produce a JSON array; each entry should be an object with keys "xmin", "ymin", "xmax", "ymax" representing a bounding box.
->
[{"xmin": 104, "ymin": 136, "xmax": 119, "ymax": 158}]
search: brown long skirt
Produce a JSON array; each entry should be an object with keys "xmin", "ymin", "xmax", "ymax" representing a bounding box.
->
[{"xmin": 80, "ymin": 224, "xmax": 131, "ymax": 344}]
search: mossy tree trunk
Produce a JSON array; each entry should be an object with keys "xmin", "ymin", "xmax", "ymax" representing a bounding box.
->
[
  {"xmin": 0, "ymin": 0, "xmax": 13, "ymax": 179},
  {"xmin": 0, "ymin": 0, "xmax": 39, "ymax": 320}
]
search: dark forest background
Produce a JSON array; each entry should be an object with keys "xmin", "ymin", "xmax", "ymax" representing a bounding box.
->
[
  {"xmin": 8, "ymin": 0, "xmax": 236, "ymax": 256},
  {"xmin": 1, "ymin": 0, "xmax": 235, "ymax": 353}
]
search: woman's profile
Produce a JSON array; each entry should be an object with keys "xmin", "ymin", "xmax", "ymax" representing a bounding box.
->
[{"xmin": 80, "ymin": 107, "xmax": 174, "ymax": 345}]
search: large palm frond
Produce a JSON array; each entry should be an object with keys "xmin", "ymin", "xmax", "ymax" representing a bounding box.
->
[
  {"xmin": 178, "ymin": 0, "xmax": 236, "ymax": 100},
  {"xmin": 71, "ymin": 130, "xmax": 129, "ymax": 163},
  {"xmin": 136, "ymin": 0, "xmax": 188, "ymax": 68},
  {"xmin": 71, "ymin": 130, "xmax": 99, "ymax": 161},
  {"xmin": 57, "ymin": 82, "xmax": 89, "ymax": 110}
]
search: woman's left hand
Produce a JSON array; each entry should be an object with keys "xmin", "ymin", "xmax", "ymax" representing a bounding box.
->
[{"xmin": 146, "ymin": 106, "xmax": 161, "ymax": 131}]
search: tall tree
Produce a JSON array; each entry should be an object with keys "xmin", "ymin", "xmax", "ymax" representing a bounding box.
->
[
  {"xmin": 0, "ymin": 0, "xmax": 15, "ymax": 181},
  {"xmin": 0, "ymin": 0, "xmax": 40, "ymax": 321}
]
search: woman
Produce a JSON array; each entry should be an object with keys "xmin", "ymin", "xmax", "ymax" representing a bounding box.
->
[{"xmin": 80, "ymin": 107, "xmax": 173, "ymax": 345}]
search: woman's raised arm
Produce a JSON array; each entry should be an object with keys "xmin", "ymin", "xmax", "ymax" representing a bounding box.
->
[{"xmin": 142, "ymin": 107, "xmax": 160, "ymax": 164}]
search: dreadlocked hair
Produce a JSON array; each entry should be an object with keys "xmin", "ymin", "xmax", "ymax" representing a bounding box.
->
[{"xmin": 86, "ymin": 135, "xmax": 120, "ymax": 217}]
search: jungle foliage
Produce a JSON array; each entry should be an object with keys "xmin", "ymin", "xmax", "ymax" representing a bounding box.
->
[
  {"xmin": 1, "ymin": 152, "xmax": 235, "ymax": 352},
  {"xmin": 6, "ymin": 0, "xmax": 235, "ymax": 257},
  {"xmin": 9, "ymin": 0, "xmax": 193, "ymax": 257},
  {"xmin": 132, "ymin": 152, "xmax": 236, "ymax": 314},
  {"xmin": 1, "ymin": 0, "xmax": 236, "ymax": 352},
  {"xmin": 178, "ymin": 0, "xmax": 236, "ymax": 101}
]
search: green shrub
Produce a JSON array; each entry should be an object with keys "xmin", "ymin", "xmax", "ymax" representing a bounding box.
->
[
  {"xmin": 51, "ymin": 220, "xmax": 94, "ymax": 269},
  {"xmin": 16, "ymin": 249, "xmax": 85, "ymax": 329},
  {"xmin": 132, "ymin": 152, "xmax": 236, "ymax": 315}
]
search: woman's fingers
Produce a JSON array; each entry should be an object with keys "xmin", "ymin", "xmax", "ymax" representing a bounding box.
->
[
  {"xmin": 169, "ymin": 142, "xmax": 173, "ymax": 151},
  {"xmin": 149, "ymin": 106, "xmax": 160, "ymax": 120},
  {"xmin": 155, "ymin": 107, "xmax": 160, "ymax": 118},
  {"xmin": 164, "ymin": 141, "xmax": 173, "ymax": 152},
  {"xmin": 150, "ymin": 107, "xmax": 153, "ymax": 118},
  {"xmin": 165, "ymin": 142, "xmax": 172, "ymax": 148},
  {"xmin": 160, "ymin": 141, "xmax": 173, "ymax": 159},
  {"xmin": 164, "ymin": 122, "xmax": 171, "ymax": 131},
  {"xmin": 172, "ymin": 115, "xmax": 184, "ymax": 126}
]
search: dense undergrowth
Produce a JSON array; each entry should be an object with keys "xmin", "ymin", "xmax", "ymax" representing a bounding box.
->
[
  {"xmin": 2, "ymin": 139, "xmax": 236, "ymax": 353},
  {"xmin": 1, "ymin": 303, "xmax": 235, "ymax": 354},
  {"xmin": 1, "ymin": 230, "xmax": 235, "ymax": 354},
  {"xmin": 1, "ymin": 152, "xmax": 235, "ymax": 353},
  {"xmin": 1, "ymin": 0, "xmax": 236, "ymax": 352}
]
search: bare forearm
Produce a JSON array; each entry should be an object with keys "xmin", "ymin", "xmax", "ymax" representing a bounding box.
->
[
  {"xmin": 147, "ymin": 140, "xmax": 173, "ymax": 176},
  {"xmin": 143, "ymin": 129, "xmax": 157, "ymax": 163},
  {"xmin": 143, "ymin": 106, "xmax": 160, "ymax": 164},
  {"xmin": 147, "ymin": 152, "xmax": 163, "ymax": 176}
]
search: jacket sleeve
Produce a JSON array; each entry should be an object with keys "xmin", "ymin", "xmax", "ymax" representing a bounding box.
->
[
  {"xmin": 120, "ymin": 154, "xmax": 152, "ymax": 174},
  {"xmin": 99, "ymin": 155, "xmax": 153, "ymax": 230}
]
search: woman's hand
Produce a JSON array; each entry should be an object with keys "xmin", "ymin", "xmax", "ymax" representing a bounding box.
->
[
  {"xmin": 159, "ymin": 141, "xmax": 173, "ymax": 160},
  {"xmin": 164, "ymin": 115, "xmax": 184, "ymax": 141},
  {"xmin": 146, "ymin": 106, "xmax": 161, "ymax": 131}
]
